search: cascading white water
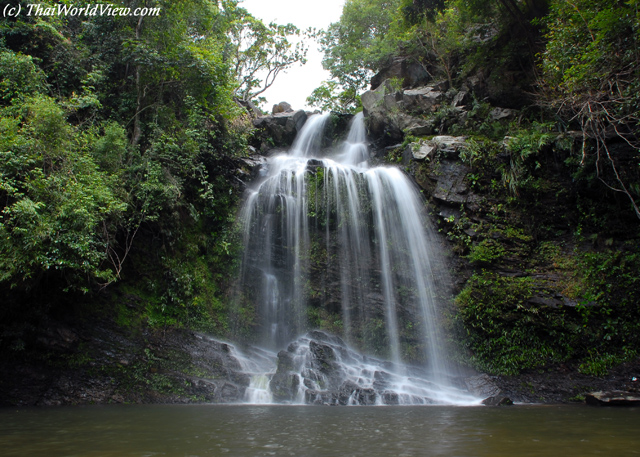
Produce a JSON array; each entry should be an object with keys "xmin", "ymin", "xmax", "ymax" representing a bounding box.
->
[{"xmin": 237, "ymin": 112, "xmax": 479, "ymax": 405}]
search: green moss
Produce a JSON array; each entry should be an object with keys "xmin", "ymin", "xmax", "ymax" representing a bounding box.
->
[
  {"xmin": 307, "ymin": 307, "xmax": 343, "ymax": 336},
  {"xmin": 455, "ymin": 273, "xmax": 577, "ymax": 375},
  {"xmin": 466, "ymin": 239, "xmax": 506, "ymax": 264},
  {"xmin": 455, "ymin": 241, "xmax": 640, "ymax": 375}
]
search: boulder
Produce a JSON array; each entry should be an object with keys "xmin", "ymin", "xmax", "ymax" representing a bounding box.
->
[
  {"xmin": 272, "ymin": 101, "xmax": 293, "ymax": 114},
  {"xmin": 236, "ymin": 98, "xmax": 262, "ymax": 117},
  {"xmin": 585, "ymin": 391, "xmax": 640, "ymax": 406},
  {"xmin": 432, "ymin": 160, "xmax": 480, "ymax": 209},
  {"xmin": 236, "ymin": 153, "xmax": 268, "ymax": 185},
  {"xmin": 482, "ymin": 395, "xmax": 514, "ymax": 406},
  {"xmin": 370, "ymin": 56, "xmax": 432, "ymax": 91},
  {"xmin": 452, "ymin": 90, "xmax": 471, "ymax": 108},
  {"xmin": 361, "ymin": 81, "xmax": 393, "ymax": 117},
  {"xmin": 490, "ymin": 107, "xmax": 518, "ymax": 121},
  {"xmin": 400, "ymin": 86, "xmax": 447, "ymax": 114},
  {"xmin": 403, "ymin": 141, "xmax": 436, "ymax": 163},
  {"xmin": 269, "ymin": 350, "xmax": 299, "ymax": 402},
  {"xmin": 430, "ymin": 136, "xmax": 469, "ymax": 156},
  {"xmin": 252, "ymin": 110, "xmax": 307, "ymax": 149},
  {"xmin": 404, "ymin": 136, "xmax": 468, "ymax": 164},
  {"xmin": 268, "ymin": 331, "xmax": 473, "ymax": 405},
  {"xmin": 465, "ymin": 374, "xmax": 502, "ymax": 398},
  {"xmin": 399, "ymin": 114, "xmax": 436, "ymax": 136},
  {"xmin": 362, "ymin": 81, "xmax": 445, "ymax": 143}
]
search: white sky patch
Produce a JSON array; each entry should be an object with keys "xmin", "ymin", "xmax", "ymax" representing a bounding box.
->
[{"xmin": 239, "ymin": 0, "xmax": 345, "ymax": 112}]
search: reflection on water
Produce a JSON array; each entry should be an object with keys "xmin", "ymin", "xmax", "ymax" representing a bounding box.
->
[{"xmin": 1, "ymin": 404, "xmax": 639, "ymax": 456}]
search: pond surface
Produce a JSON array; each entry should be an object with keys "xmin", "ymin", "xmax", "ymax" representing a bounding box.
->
[{"xmin": 1, "ymin": 404, "xmax": 638, "ymax": 456}]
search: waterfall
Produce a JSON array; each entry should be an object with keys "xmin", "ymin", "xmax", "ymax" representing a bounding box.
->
[{"xmin": 237, "ymin": 113, "xmax": 478, "ymax": 405}]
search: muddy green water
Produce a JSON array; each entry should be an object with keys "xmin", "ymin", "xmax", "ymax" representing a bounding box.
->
[{"xmin": 0, "ymin": 404, "xmax": 638, "ymax": 456}]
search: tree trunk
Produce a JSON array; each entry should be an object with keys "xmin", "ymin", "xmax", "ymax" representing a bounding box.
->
[{"xmin": 131, "ymin": 14, "xmax": 144, "ymax": 147}]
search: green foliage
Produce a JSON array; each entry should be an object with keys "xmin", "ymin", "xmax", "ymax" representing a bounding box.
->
[
  {"xmin": 307, "ymin": 307, "xmax": 344, "ymax": 336},
  {"xmin": 540, "ymin": 0, "xmax": 640, "ymax": 219},
  {"xmin": 456, "ymin": 242, "xmax": 640, "ymax": 376},
  {"xmin": 224, "ymin": 0, "xmax": 308, "ymax": 104},
  {"xmin": 0, "ymin": 0, "xmax": 254, "ymax": 339},
  {"xmin": 455, "ymin": 272, "xmax": 575, "ymax": 375},
  {"xmin": 306, "ymin": 81, "xmax": 361, "ymax": 113},
  {"xmin": 0, "ymin": 51, "xmax": 47, "ymax": 104},
  {"xmin": 541, "ymin": 0, "xmax": 639, "ymax": 99},
  {"xmin": 501, "ymin": 123, "xmax": 556, "ymax": 196},
  {"xmin": 466, "ymin": 239, "xmax": 506, "ymax": 264},
  {"xmin": 0, "ymin": 96, "xmax": 125, "ymax": 290},
  {"xmin": 578, "ymin": 349, "xmax": 638, "ymax": 377},
  {"xmin": 318, "ymin": 0, "xmax": 403, "ymax": 95}
]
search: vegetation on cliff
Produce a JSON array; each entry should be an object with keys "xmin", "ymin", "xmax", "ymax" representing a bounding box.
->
[
  {"xmin": 0, "ymin": 0, "xmax": 306, "ymax": 366},
  {"xmin": 314, "ymin": 0, "xmax": 639, "ymax": 376}
]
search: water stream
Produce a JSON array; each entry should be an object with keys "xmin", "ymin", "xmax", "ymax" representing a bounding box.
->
[{"xmin": 237, "ymin": 113, "xmax": 477, "ymax": 405}]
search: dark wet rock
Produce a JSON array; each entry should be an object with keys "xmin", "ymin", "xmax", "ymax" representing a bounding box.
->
[
  {"xmin": 269, "ymin": 350, "xmax": 298, "ymax": 402},
  {"xmin": 381, "ymin": 391, "xmax": 399, "ymax": 405},
  {"xmin": 270, "ymin": 372, "xmax": 300, "ymax": 403},
  {"xmin": 465, "ymin": 374, "xmax": 502, "ymax": 398},
  {"xmin": 0, "ymin": 321, "xmax": 253, "ymax": 406},
  {"xmin": 304, "ymin": 381, "xmax": 378, "ymax": 406},
  {"xmin": 488, "ymin": 359, "xmax": 640, "ymax": 404},
  {"xmin": 373, "ymin": 370, "xmax": 393, "ymax": 390},
  {"xmin": 267, "ymin": 332, "xmax": 470, "ymax": 405},
  {"xmin": 526, "ymin": 295, "xmax": 564, "ymax": 309},
  {"xmin": 36, "ymin": 325, "xmax": 80, "ymax": 351},
  {"xmin": 585, "ymin": 391, "xmax": 640, "ymax": 406},
  {"xmin": 462, "ymin": 67, "xmax": 531, "ymax": 109},
  {"xmin": 219, "ymin": 382, "xmax": 242, "ymax": 401},
  {"xmin": 482, "ymin": 395, "xmax": 514, "ymax": 406},
  {"xmin": 430, "ymin": 160, "xmax": 480, "ymax": 210},
  {"xmin": 322, "ymin": 113, "xmax": 354, "ymax": 146},
  {"xmin": 452, "ymin": 90, "xmax": 471, "ymax": 107},
  {"xmin": 400, "ymin": 86, "xmax": 448, "ymax": 114},
  {"xmin": 236, "ymin": 154, "xmax": 268, "ymax": 186},
  {"xmin": 490, "ymin": 107, "xmax": 518, "ymax": 121},
  {"xmin": 362, "ymin": 81, "xmax": 452, "ymax": 144},
  {"xmin": 308, "ymin": 330, "xmax": 346, "ymax": 347},
  {"xmin": 306, "ymin": 159, "xmax": 325, "ymax": 170},
  {"xmin": 370, "ymin": 56, "xmax": 433, "ymax": 91},
  {"xmin": 252, "ymin": 110, "xmax": 307, "ymax": 150},
  {"xmin": 339, "ymin": 381, "xmax": 377, "ymax": 405},
  {"xmin": 309, "ymin": 341, "xmax": 336, "ymax": 363}
]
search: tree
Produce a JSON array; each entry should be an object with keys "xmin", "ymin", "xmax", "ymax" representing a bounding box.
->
[
  {"xmin": 0, "ymin": 51, "xmax": 48, "ymax": 105},
  {"xmin": 222, "ymin": 0, "xmax": 308, "ymax": 104},
  {"xmin": 111, "ymin": 0, "xmax": 236, "ymax": 145},
  {"xmin": 306, "ymin": 81, "xmax": 361, "ymax": 113},
  {"xmin": 540, "ymin": 0, "xmax": 640, "ymax": 219},
  {"xmin": 0, "ymin": 96, "xmax": 126, "ymax": 291},
  {"xmin": 319, "ymin": 0, "xmax": 402, "ymax": 94}
]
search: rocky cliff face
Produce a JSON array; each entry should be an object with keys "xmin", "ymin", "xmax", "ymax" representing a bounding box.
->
[
  {"xmin": 358, "ymin": 58, "xmax": 640, "ymax": 397},
  {"xmin": 0, "ymin": 318, "xmax": 256, "ymax": 406},
  {"xmin": 250, "ymin": 110, "xmax": 353, "ymax": 153}
]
